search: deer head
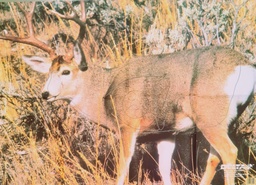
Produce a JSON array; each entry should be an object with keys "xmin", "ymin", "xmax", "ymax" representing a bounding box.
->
[
  {"xmin": 0, "ymin": 2, "xmax": 88, "ymax": 101},
  {"xmin": 22, "ymin": 38, "xmax": 88, "ymax": 102}
]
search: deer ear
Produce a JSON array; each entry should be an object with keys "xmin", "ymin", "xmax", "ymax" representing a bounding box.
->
[
  {"xmin": 73, "ymin": 43, "xmax": 88, "ymax": 71},
  {"xmin": 22, "ymin": 55, "xmax": 52, "ymax": 74}
]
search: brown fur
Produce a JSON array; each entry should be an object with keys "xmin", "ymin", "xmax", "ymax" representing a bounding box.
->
[
  {"xmin": 24, "ymin": 45, "xmax": 255, "ymax": 185},
  {"xmin": 104, "ymin": 46, "xmax": 248, "ymax": 133}
]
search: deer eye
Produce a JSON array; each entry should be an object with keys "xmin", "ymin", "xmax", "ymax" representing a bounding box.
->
[{"xmin": 62, "ymin": 70, "xmax": 71, "ymax": 75}]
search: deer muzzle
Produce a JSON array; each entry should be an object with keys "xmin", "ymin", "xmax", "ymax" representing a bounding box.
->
[{"xmin": 42, "ymin": 91, "xmax": 50, "ymax": 100}]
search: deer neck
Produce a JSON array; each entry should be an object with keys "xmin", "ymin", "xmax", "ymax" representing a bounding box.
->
[{"xmin": 70, "ymin": 65, "xmax": 117, "ymax": 131}]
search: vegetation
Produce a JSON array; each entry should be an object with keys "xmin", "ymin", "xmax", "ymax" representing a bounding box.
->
[{"xmin": 0, "ymin": 0, "xmax": 255, "ymax": 184}]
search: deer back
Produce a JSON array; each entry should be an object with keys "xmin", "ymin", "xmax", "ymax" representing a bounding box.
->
[{"xmin": 104, "ymin": 46, "xmax": 251, "ymax": 134}]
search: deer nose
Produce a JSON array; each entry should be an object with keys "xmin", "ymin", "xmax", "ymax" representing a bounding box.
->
[{"xmin": 42, "ymin": 91, "xmax": 50, "ymax": 100}]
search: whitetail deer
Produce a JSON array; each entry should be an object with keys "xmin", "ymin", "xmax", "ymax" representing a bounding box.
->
[{"xmin": 1, "ymin": 2, "xmax": 256, "ymax": 185}]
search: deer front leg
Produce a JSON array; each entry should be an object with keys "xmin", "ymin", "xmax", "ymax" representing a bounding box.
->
[{"xmin": 117, "ymin": 125, "xmax": 139, "ymax": 185}]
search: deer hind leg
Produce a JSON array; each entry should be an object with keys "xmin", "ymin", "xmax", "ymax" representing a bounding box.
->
[
  {"xmin": 157, "ymin": 138, "xmax": 176, "ymax": 185},
  {"xmin": 200, "ymin": 146, "xmax": 221, "ymax": 185},
  {"xmin": 199, "ymin": 129, "xmax": 237, "ymax": 185}
]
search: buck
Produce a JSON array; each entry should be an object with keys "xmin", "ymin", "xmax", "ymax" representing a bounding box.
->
[
  {"xmin": 1, "ymin": 2, "xmax": 256, "ymax": 185},
  {"xmin": 20, "ymin": 44, "xmax": 256, "ymax": 185}
]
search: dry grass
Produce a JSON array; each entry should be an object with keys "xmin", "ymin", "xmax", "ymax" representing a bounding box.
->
[{"xmin": 0, "ymin": 1, "xmax": 256, "ymax": 185}]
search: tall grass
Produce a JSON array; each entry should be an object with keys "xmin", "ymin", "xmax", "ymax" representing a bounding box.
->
[{"xmin": 0, "ymin": 1, "xmax": 255, "ymax": 184}]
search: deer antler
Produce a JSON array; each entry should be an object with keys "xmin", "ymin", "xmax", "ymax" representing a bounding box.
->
[
  {"xmin": 0, "ymin": 2, "xmax": 56, "ymax": 59},
  {"xmin": 0, "ymin": 1, "xmax": 88, "ymax": 64},
  {"xmin": 43, "ymin": 0, "xmax": 87, "ymax": 45},
  {"xmin": 41, "ymin": 1, "xmax": 88, "ymax": 69}
]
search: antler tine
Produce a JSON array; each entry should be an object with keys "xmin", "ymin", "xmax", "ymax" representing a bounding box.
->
[
  {"xmin": 0, "ymin": 2, "xmax": 56, "ymax": 59},
  {"xmin": 44, "ymin": 0, "xmax": 87, "ymax": 44},
  {"xmin": 0, "ymin": 35, "xmax": 55, "ymax": 57},
  {"xmin": 76, "ymin": 0, "xmax": 87, "ymax": 44},
  {"xmin": 16, "ymin": 2, "xmax": 35, "ymax": 37}
]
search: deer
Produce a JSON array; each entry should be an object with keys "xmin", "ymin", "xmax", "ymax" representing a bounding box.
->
[{"xmin": 1, "ymin": 2, "xmax": 256, "ymax": 185}]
